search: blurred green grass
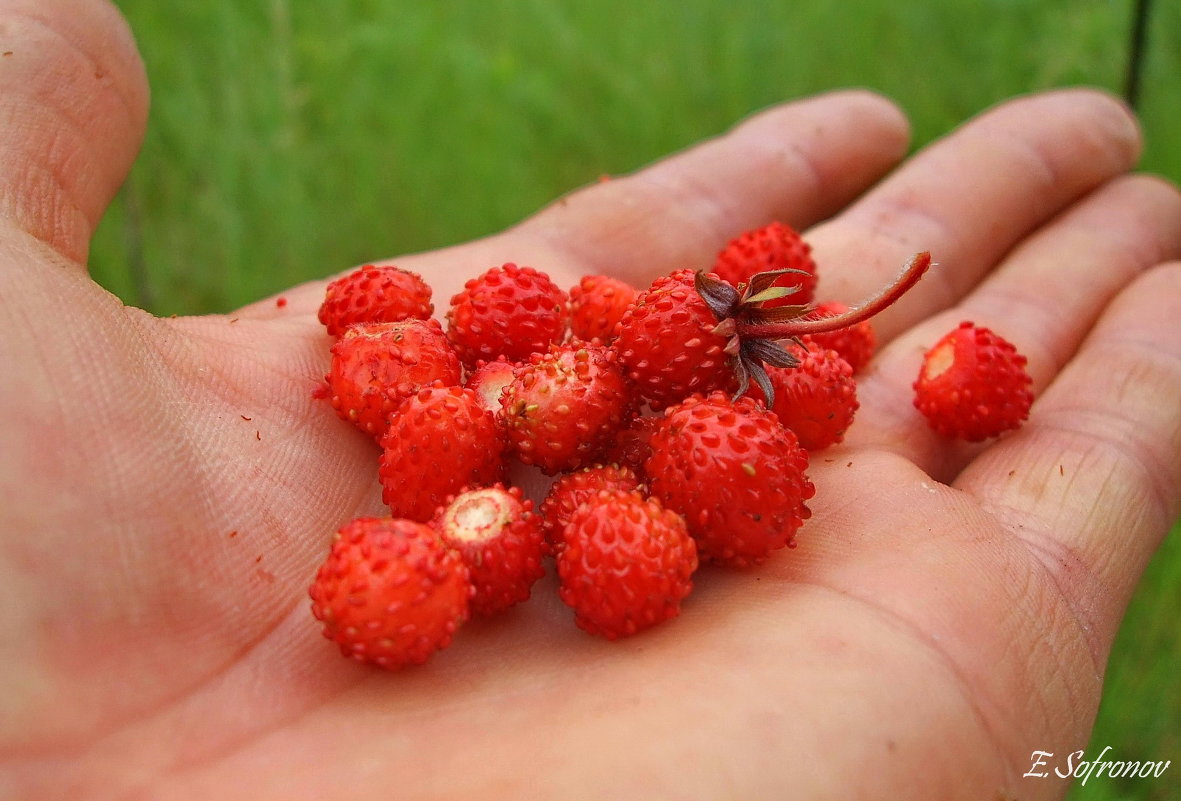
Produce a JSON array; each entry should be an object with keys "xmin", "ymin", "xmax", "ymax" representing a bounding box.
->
[{"xmin": 98, "ymin": 2, "xmax": 1179, "ymax": 798}]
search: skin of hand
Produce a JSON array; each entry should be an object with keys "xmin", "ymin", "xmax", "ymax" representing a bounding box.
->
[{"xmin": 2, "ymin": 2, "xmax": 1180, "ymax": 799}]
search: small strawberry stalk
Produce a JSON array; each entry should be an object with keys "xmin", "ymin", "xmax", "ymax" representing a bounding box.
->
[{"xmin": 696, "ymin": 251, "xmax": 932, "ymax": 401}]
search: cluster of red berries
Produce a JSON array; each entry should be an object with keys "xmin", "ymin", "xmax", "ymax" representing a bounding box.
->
[{"xmin": 306, "ymin": 222, "xmax": 1033, "ymax": 670}]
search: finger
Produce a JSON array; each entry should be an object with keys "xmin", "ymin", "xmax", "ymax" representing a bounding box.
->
[
  {"xmin": 0, "ymin": 0, "xmax": 149, "ymax": 265},
  {"xmin": 846, "ymin": 174, "xmax": 1181, "ymax": 477},
  {"xmin": 513, "ymin": 89, "xmax": 910, "ymax": 285},
  {"xmin": 804, "ymin": 89, "xmax": 1142, "ymax": 341},
  {"xmin": 264, "ymin": 90, "xmax": 911, "ymax": 319},
  {"xmin": 953, "ymin": 263, "xmax": 1181, "ymax": 663}
]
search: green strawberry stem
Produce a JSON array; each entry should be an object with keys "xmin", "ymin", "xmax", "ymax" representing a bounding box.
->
[{"xmin": 736, "ymin": 251, "xmax": 932, "ymax": 339}]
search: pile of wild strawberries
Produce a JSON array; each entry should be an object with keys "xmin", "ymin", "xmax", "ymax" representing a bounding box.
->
[{"xmin": 306, "ymin": 222, "xmax": 1034, "ymax": 670}]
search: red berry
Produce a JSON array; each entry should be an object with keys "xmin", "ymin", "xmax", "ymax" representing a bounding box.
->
[
  {"xmin": 499, "ymin": 342, "xmax": 634, "ymax": 474},
  {"xmin": 712, "ymin": 221, "xmax": 817, "ymax": 306},
  {"xmin": 614, "ymin": 253, "xmax": 932, "ymax": 410},
  {"xmin": 464, "ymin": 356, "xmax": 518, "ymax": 414},
  {"xmin": 613, "ymin": 269, "xmax": 737, "ymax": 410},
  {"xmin": 645, "ymin": 392, "xmax": 814, "ymax": 567},
  {"xmin": 568, "ymin": 274, "xmax": 637, "ymax": 342},
  {"xmin": 557, "ymin": 490, "xmax": 697, "ymax": 640},
  {"xmin": 318, "ymin": 319, "xmax": 462, "ymax": 440},
  {"xmin": 445, "ymin": 263, "xmax": 569, "ymax": 366},
  {"xmin": 801, "ymin": 302, "xmax": 877, "ymax": 373},
  {"xmin": 431, "ymin": 484, "xmax": 546, "ymax": 617},
  {"xmin": 308, "ymin": 517, "xmax": 471, "ymax": 670},
  {"xmin": 318, "ymin": 264, "xmax": 434, "ymax": 337},
  {"xmin": 752, "ymin": 340, "xmax": 859, "ymax": 451},
  {"xmin": 378, "ymin": 384, "xmax": 506, "ymax": 522},
  {"xmin": 913, "ymin": 321, "xmax": 1033, "ymax": 441},
  {"xmin": 601, "ymin": 413, "xmax": 660, "ymax": 479},
  {"xmin": 538, "ymin": 464, "xmax": 642, "ymax": 553}
]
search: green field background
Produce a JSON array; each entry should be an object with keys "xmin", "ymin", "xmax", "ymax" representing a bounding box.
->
[{"xmin": 98, "ymin": 2, "xmax": 1179, "ymax": 798}]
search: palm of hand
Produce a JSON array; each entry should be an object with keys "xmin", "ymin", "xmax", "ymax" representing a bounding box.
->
[{"xmin": 4, "ymin": 5, "xmax": 1181, "ymax": 800}]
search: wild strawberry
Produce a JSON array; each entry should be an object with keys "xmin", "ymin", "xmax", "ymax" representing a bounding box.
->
[
  {"xmin": 318, "ymin": 264, "xmax": 434, "ymax": 337},
  {"xmin": 317, "ymin": 319, "xmax": 462, "ymax": 440},
  {"xmin": 568, "ymin": 274, "xmax": 637, "ymax": 342},
  {"xmin": 446, "ymin": 263, "xmax": 569, "ymax": 366},
  {"xmin": 538, "ymin": 464, "xmax": 642, "ymax": 553},
  {"xmin": 615, "ymin": 252, "xmax": 930, "ymax": 409},
  {"xmin": 612, "ymin": 269, "xmax": 737, "ymax": 410},
  {"xmin": 464, "ymin": 356, "xmax": 518, "ymax": 414},
  {"xmin": 499, "ymin": 342, "xmax": 634, "ymax": 474},
  {"xmin": 557, "ymin": 489, "xmax": 697, "ymax": 640},
  {"xmin": 913, "ymin": 321, "xmax": 1033, "ymax": 441},
  {"xmin": 801, "ymin": 301, "xmax": 877, "ymax": 373},
  {"xmin": 308, "ymin": 517, "xmax": 471, "ymax": 670},
  {"xmin": 378, "ymin": 384, "xmax": 506, "ymax": 521},
  {"xmin": 712, "ymin": 221, "xmax": 817, "ymax": 306},
  {"xmin": 601, "ymin": 413, "xmax": 660, "ymax": 478},
  {"xmin": 751, "ymin": 340, "xmax": 859, "ymax": 451},
  {"xmin": 431, "ymin": 484, "xmax": 546, "ymax": 617},
  {"xmin": 645, "ymin": 392, "xmax": 814, "ymax": 567}
]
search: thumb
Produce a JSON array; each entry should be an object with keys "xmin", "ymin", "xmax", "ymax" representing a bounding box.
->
[{"xmin": 0, "ymin": 0, "xmax": 148, "ymax": 265}]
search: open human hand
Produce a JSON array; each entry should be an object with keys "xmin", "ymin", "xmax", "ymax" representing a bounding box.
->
[{"xmin": 3, "ymin": 3, "xmax": 1180, "ymax": 799}]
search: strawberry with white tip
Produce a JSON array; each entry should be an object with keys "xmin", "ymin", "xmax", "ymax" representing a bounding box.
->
[{"xmin": 432, "ymin": 484, "xmax": 546, "ymax": 617}]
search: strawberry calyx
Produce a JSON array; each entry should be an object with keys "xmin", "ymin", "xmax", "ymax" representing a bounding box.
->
[{"xmin": 695, "ymin": 251, "xmax": 932, "ymax": 403}]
